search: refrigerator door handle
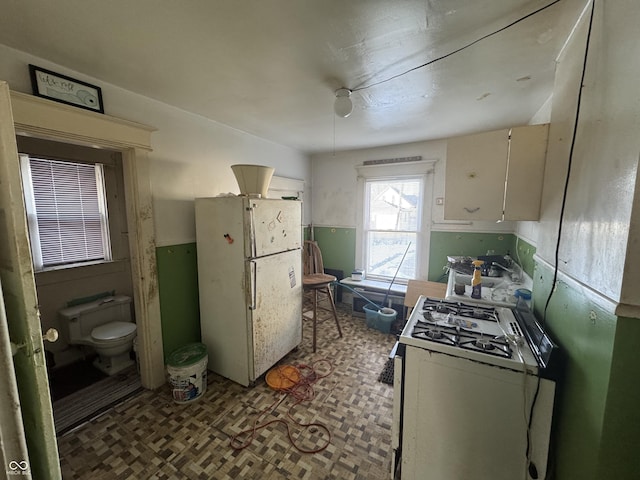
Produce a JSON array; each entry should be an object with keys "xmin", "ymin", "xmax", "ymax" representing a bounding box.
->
[
  {"xmin": 248, "ymin": 205, "xmax": 257, "ymax": 258},
  {"xmin": 249, "ymin": 260, "xmax": 257, "ymax": 310}
]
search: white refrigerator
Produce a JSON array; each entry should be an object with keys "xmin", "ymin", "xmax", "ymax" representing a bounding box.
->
[{"xmin": 195, "ymin": 197, "xmax": 302, "ymax": 386}]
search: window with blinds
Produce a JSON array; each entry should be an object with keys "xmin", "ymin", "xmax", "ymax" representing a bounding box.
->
[{"xmin": 20, "ymin": 155, "xmax": 112, "ymax": 271}]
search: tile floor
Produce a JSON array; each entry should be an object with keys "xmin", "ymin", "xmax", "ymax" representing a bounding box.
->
[{"xmin": 57, "ymin": 304, "xmax": 397, "ymax": 479}]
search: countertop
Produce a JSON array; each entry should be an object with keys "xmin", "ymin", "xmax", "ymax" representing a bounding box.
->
[{"xmin": 445, "ymin": 265, "xmax": 533, "ymax": 308}]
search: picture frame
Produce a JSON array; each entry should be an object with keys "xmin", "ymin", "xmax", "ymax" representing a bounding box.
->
[{"xmin": 28, "ymin": 64, "xmax": 104, "ymax": 113}]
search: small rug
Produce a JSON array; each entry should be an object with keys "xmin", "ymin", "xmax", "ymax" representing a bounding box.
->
[
  {"xmin": 53, "ymin": 367, "xmax": 143, "ymax": 435},
  {"xmin": 377, "ymin": 357, "xmax": 394, "ymax": 385}
]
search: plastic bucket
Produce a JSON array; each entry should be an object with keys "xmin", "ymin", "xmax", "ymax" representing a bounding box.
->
[
  {"xmin": 363, "ymin": 304, "xmax": 379, "ymax": 329},
  {"xmin": 166, "ymin": 343, "xmax": 208, "ymax": 404},
  {"xmin": 363, "ymin": 305, "xmax": 397, "ymax": 333},
  {"xmin": 376, "ymin": 308, "xmax": 398, "ymax": 334}
]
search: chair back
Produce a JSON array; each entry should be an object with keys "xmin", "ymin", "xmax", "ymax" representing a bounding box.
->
[{"xmin": 303, "ymin": 241, "xmax": 325, "ymax": 275}]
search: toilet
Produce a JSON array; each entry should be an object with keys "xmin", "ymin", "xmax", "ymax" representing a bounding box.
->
[{"xmin": 58, "ymin": 295, "xmax": 137, "ymax": 376}]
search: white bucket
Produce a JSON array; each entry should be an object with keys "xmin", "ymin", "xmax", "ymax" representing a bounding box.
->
[{"xmin": 166, "ymin": 343, "xmax": 208, "ymax": 404}]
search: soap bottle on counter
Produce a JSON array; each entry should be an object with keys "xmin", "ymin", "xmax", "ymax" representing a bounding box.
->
[{"xmin": 471, "ymin": 260, "xmax": 484, "ymax": 299}]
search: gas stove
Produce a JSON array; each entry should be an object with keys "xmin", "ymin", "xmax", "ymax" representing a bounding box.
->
[
  {"xmin": 392, "ymin": 295, "xmax": 558, "ymax": 480},
  {"xmin": 399, "ymin": 296, "xmax": 542, "ymax": 372},
  {"xmin": 412, "ymin": 319, "xmax": 514, "ymax": 359}
]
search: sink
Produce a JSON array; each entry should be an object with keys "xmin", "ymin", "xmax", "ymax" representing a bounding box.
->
[
  {"xmin": 453, "ymin": 273, "xmax": 505, "ymax": 289},
  {"xmin": 445, "ymin": 269, "xmax": 519, "ymax": 307},
  {"xmin": 444, "ymin": 262, "xmax": 533, "ymax": 308}
]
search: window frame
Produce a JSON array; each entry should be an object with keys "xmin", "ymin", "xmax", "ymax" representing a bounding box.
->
[
  {"xmin": 19, "ymin": 154, "xmax": 113, "ymax": 272},
  {"xmin": 355, "ymin": 159, "xmax": 436, "ymax": 283},
  {"xmin": 362, "ymin": 175, "xmax": 423, "ymax": 282}
]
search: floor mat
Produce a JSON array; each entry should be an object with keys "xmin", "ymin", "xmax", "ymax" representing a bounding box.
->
[
  {"xmin": 378, "ymin": 357, "xmax": 394, "ymax": 385},
  {"xmin": 53, "ymin": 366, "xmax": 143, "ymax": 435}
]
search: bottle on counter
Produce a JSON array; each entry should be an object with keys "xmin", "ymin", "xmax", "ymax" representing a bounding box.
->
[
  {"xmin": 514, "ymin": 288, "xmax": 533, "ymax": 310},
  {"xmin": 471, "ymin": 260, "xmax": 484, "ymax": 299}
]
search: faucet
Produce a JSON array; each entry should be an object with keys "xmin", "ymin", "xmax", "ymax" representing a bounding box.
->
[{"xmin": 491, "ymin": 262, "xmax": 521, "ymax": 283}]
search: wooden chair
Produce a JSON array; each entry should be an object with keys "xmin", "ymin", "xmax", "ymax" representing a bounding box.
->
[{"xmin": 302, "ymin": 240, "xmax": 342, "ymax": 352}]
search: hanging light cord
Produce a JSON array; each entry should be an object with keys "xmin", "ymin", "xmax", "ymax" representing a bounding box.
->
[
  {"xmin": 351, "ymin": 0, "xmax": 562, "ymax": 93},
  {"xmin": 230, "ymin": 359, "xmax": 335, "ymax": 453}
]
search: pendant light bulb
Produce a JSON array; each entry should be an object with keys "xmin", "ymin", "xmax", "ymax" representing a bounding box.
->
[{"xmin": 334, "ymin": 88, "xmax": 353, "ymax": 118}]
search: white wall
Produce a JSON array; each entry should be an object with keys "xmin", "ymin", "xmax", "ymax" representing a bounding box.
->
[
  {"xmin": 536, "ymin": 1, "xmax": 640, "ymax": 306},
  {"xmin": 0, "ymin": 44, "xmax": 312, "ymax": 247},
  {"xmin": 311, "ymin": 138, "xmax": 516, "ymax": 233}
]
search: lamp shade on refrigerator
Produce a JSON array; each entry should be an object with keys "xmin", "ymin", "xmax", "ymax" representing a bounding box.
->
[{"xmin": 195, "ymin": 197, "xmax": 303, "ymax": 386}]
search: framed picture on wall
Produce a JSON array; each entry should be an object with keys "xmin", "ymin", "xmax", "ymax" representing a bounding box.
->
[{"xmin": 28, "ymin": 64, "xmax": 104, "ymax": 113}]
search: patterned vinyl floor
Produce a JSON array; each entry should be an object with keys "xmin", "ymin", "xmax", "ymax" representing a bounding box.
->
[{"xmin": 57, "ymin": 304, "xmax": 398, "ymax": 479}]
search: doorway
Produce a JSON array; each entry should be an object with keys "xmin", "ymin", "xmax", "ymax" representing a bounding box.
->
[
  {"xmin": 0, "ymin": 84, "xmax": 164, "ymax": 479},
  {"xmin": 16, "ymin": 136, "xmax": 144, "ymax": 433}
]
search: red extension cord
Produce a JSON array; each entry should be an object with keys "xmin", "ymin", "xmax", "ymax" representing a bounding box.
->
[{"xmin": 229, "ymin": 359, "xmax": 334, "ymax": 454}]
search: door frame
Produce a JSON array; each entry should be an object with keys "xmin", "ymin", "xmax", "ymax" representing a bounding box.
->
[
  {"xmin": 9, "ymin": 89, "xmax": 166, "ymax": 389},
  {"xmin": 0, "ymin": 82, "xmax": 165, "ymax": 477}
]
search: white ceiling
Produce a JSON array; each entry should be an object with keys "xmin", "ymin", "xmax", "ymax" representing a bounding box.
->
[{"xmin": 0, "ymin": 0, "xmax": 586, "ymax": 154}]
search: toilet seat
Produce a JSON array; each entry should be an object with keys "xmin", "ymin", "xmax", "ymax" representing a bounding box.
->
[{"xmin": 91, "ymin": 321, "xmax": 136, "ymax": 343}]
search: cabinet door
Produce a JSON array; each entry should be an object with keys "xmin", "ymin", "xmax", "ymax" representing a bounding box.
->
[
  {"xmin": 444, "ymin": 129, "xmax": 509, "ymax": 220},
  {"xmin": 503, "ymin": 124, "xmax": 549, "ymax": 220}
]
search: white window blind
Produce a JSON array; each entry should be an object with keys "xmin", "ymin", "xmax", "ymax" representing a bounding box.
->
[{"xmin": 20, "ymin": 155, "xmax": 112, "ymax": 271}]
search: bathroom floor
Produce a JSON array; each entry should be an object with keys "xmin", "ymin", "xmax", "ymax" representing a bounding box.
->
[
  {"xmin": 48, "ymin": 356, "xmax": 107, "ymax": 401},
  {"xmin": 56, "ymin": 303, "xmax": 398, "ymax": 479}
]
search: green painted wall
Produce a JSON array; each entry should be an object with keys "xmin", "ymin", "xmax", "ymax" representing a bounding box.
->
[
  {"xmin": 313, "ymin": 226, "xmax": 356, "ymax": 278},
  {"xmin": 513, "ymin": 236, "xmax": 536, "ymax": 278},
  {"xmin": 156, "ymin": 243, "xmax": 201, "ymax": 361},
  {"xmin": 596, "ymin": 315, "xmax": 640, "ymax": 478},
  {"xmin": 311, "ymin": 227, "xmax": 523, "ymax": 283},
  {"xmin": 428, "ymin": 232, "xmax": 517, "ymax": 281},
  {"xmin": 532, "ymin": 261, "xmax": 639, "ymax": 479}
]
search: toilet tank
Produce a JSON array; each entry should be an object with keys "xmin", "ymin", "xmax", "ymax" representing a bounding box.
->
[{"xmin": 58, "ymin": 295, "xmax": 133, "ymax": 343}]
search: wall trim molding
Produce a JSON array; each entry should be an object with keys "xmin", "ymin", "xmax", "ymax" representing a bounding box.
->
[
  {"xmin": 533, "ymin": 254, "xmax": 627, "ymax": 317},
  {"xmin": 10, "ymin": 90, "xmax": 155, "ymax": 150}
]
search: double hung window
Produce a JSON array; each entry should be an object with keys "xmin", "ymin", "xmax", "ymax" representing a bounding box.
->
[
  {"xmin": 20, "ymin": 155, "xmax": 112, "ymax": 271},
  {"xmin": 363, "ymin": 176, "xmax": 422, "ymax": 281}
]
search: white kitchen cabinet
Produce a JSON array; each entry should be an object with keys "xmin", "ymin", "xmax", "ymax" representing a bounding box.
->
[{"xmin": 444, "ymin": 124, "xmax": 549, "ymax": 221}]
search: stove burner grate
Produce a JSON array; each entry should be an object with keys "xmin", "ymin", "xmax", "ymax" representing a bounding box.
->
[
  {"xmin": 412, "ymin": 321, "xmax": 457, "ymax": 346},
  {"xmin": 474, "ymin": 338, "xmax": 495, "ymax": 350},
  {"xmin": 420, "ymin": 298, "xmax": 499, "ymax": 322},
  {"xmin": 419, "ymin": 310, "xmax": 435, "ymax": 322},
  {"xmin": 458, "ymin": 336, "xmax": 512, "ymax": 359},
  {"xmin": 426, "ymin": 330, "xmax": 445, "ymax": 340}
]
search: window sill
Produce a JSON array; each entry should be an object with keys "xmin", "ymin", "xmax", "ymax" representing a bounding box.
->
[
  {"xmin": 340, "ymin": 277, "xmax": 407, "ymax": 295},
  {"xmin": 35, "ymin": 259, "xmax": 130, "ymax": 286}
]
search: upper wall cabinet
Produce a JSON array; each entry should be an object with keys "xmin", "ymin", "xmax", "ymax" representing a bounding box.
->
[{"xmin": 444, "ymin": 124, "xmax": 549, "ymax": 221}]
